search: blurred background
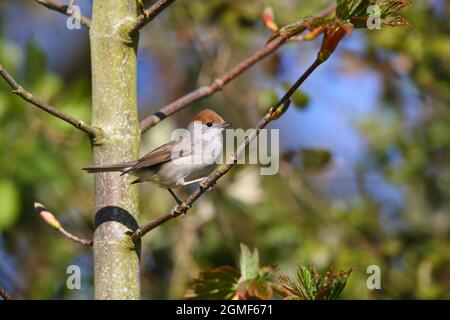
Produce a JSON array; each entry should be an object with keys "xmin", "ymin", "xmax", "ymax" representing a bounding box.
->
[{"xmin": 0, "ymin": 0, "xmax": 449, "ymax": 299}]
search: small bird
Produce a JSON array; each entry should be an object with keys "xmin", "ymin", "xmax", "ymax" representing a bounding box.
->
[{"xmin": 83, "ymin": 109, "xmax": 231, "ymax": 205}]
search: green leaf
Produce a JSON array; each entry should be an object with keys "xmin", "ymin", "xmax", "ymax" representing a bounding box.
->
[
  {"xmin": 185, "ymin": 244, "xmax": 277, "ymax": 300},
  {"xmin": 336, "ymin": 0, "xmax": 411, "ymax": 28},
  {"xmin": 278, "ymin": 265, "xmax": 353, "ymax": 300},
  {"xmin": 267, "ymin": 16, "xmax": 326, "ymax": 43},
  {"xmin": 239, "ymin": 243, "xmax": 260, "ymax": 280},
  {"xmin": 300, "ymin": 148, "xmax": 332, "ymax": 173},
  {"xmin": 184, "ymin": 266, "xmax": 240, "ymax": 300},
  {"xmin": 282, "ymin": 83, "xmax": 310, "ymax": 109},
  {"xmin": 292, "ymin": 91, "xmax": 310, "ymax": 109},
  {"xmin": 258, "ymin": 90, "xmax": 279, "ymax": 112},
  {"xmin": 0, "ymin": 179, "xmax": 20, "ymax": 230}
]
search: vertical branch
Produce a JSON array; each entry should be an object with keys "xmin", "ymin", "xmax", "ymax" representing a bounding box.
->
[{"xmin": 90, "ymin": 0, "xmax": 141, "ymax": 299}]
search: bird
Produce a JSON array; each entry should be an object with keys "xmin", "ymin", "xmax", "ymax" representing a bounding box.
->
[{"xmin": 83, "ymin": 109, "xmax": 231, "ymax": 205}]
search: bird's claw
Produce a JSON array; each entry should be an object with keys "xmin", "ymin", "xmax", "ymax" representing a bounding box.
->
[
  {"xmin": 174, "ymin": 203, "xmax": 191, "ymax": 215},
  {"xmin": 200, "ymin": 179, "xmax": 216, "ymax": 191}
]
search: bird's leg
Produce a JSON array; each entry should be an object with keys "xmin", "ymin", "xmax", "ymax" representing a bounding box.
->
[
  {"xmin": 182, "ymin": 177, "xmax": 215, "ymax": 191},
  {"xmin": 180, "ymin": 177, "xmax": 207, "ymax": 186},
  {"xmin": 167, "ymin": 188, "xmax": 183, "ymax": 206}
]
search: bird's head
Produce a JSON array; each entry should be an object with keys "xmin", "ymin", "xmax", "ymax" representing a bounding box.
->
[{"xmin": 190, "ymin": 109, "xmax": 232, "ymax": 133}]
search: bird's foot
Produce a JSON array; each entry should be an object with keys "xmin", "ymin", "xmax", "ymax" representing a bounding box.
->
[
  {"xmin": 174, "ymin": 202, "xmax": 191, "ymax": 216},
  {"xmin": 200, "ymin": 178, "xmax": 215, "ymax": 191}
]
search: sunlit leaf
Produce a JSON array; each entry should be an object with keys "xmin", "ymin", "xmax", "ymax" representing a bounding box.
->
[
  {"xmin": 185, "ymin": 244, "xmax": 278, "ymax": 300},
  {"xmin": 239, "ymin": 243, "xmax": 260, "ymax": 280},
  {"xmin": 282, "ymin": 83, "xmax": 310, "ymax": 109},
  {"xmin": 336, "ymin": 0, "xmax": 411, "ymax": 28},
  {"xmin": 278, "ymin": 265, "xmax": 352, "ymax": 300},
  {"xmin": 258, "ymin": 90, "xmax": 279, "ymax": 112}
]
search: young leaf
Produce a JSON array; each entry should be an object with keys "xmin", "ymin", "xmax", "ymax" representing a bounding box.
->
[
  {"xmin": 262, "ymin": 6, "xmax": 278, "ymax": 31},
  {"xmin": 237, "ymin": 277, "xmax": 274, "ymax": 300},
  {"xmin": 336, "ymin": 0, "xmax": 411, "ymax": 28},
  {"xmin": 282, "ymin": 83, "xmax": 310, "ymax": 109},
  {"xmin": 184, "ymin": 266, "xmax": 240, "ymax": 300},
  {"xmin": 267, "ymin": 16, "xmax": 325, "ymax": 43},
  {"xmin": 239, "ymin": 243, "xmax": 260, "ymax": 280},
  {"xmin": 278, "ymin": 265, "xmax": 353, "ymax": 300}
]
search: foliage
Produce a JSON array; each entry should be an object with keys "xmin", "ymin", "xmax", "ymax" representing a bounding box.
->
[
  {"xmin": 0, "ymin": 0, "xmax": 449, "ymax": 300},
  {"xmin": 185, "ymin": 244, "xmax": 277, "ymax": 300},
  {"xmin": 185, "ymin": 244, "xmax": 351, "ymax": 300},
  {"xmin": 336, "ymin": 0, "xmax": 411, "ymax": 28},
  {"xmin": 278, "ymin": 265, "xmax": 352, "ymax": 300},
  {"xmin": 183, "ymin": 266, "xmax": 240, "ymax": 300}
]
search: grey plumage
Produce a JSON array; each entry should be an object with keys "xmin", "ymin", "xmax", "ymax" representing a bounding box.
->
[{"xmin": 82, "ymin": 140, "xmax": 183, "ymax": 174}]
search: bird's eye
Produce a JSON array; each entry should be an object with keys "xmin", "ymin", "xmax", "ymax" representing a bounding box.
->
[{"xmin": 206, "ymin": 121, "xmax": 213, "ymax": 127}]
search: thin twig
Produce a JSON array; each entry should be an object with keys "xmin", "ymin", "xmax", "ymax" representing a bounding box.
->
[
  {"xmin": 139, "ymin": 35, "xmax": 288, "ymax": 133},
  {"xmin": 128, "ymin": 0, "xmax": 176, "ymax": 37},
  {"xmin": 34, "ymin": 202, "xmax": 93, "ymax": 246},
  {"xmin": 131, "ymin": 56, "xmax": 326, "ymax": 241},
  {"xmin": 0, "ymin": 286, "xmax": 14, "ymax": 300},
  {"xmin": 139, "ymin": 3, "xmax": 336, "ymax": 133},
  {"xmin": 0, "ymin": 64, "xmax": 98, "ymax": 138},
  {"xmin": 35, "ymin": 0, "xmax": 91, "ymax": 29}
]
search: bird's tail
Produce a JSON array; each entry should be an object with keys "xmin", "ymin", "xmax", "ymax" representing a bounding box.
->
[{"xmin": 82, "ymin": 161, "xmax": 136, "ymax": 174}]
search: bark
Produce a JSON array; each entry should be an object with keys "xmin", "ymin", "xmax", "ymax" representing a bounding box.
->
[{"xmin": 90, "ymin": 0, "xmax": 140, "ymax": 299}]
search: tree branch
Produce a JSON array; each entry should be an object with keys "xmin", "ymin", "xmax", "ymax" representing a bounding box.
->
[
  {"xmin": 0, "ymin": 286, "xmax": 14, "ymax": 300},
  {"xmin": 139, "ymin": 3, "xmax": 336, "ymax": 134},
  {"xmin": 35, "ymin": 0, "xmax": 91, "ymax": 29},
  {"xmin": 131, "ymin": 55, "xmax": 326, "ymax": 241},
  {"xmin": 35, "ymin": 202, "xmax": 93, "ymax": 246},
  {"xmin": 128, "ymin": 0, "xmax": 176, "ymax": 38},
  {"xmin": 139, "ymin": 35, "xmax": 288, "ymax": 133},
  {"xmin": 0, "ymin": 64, "xmax": 98, "ymax": 138}
]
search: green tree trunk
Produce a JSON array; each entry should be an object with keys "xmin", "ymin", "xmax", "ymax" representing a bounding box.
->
[{"xmin": 90, "ymin": 0, "xmax": 140, "ymax": 300}]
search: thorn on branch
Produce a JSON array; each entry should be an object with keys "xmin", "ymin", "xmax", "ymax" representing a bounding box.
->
[{"xmin": 34, "ymin": 202, "xmax": 93, "ymax": 247}]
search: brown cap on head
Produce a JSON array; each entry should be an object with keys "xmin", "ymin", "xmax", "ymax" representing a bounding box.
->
[{"xmin": 193, "ymin": 109, "xmax": 225, "ymax": 124}]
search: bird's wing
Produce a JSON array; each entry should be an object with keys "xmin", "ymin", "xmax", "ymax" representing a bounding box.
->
[{"xmin": 126, "ymin": 140, "xmax": 190, "ymax": 172}]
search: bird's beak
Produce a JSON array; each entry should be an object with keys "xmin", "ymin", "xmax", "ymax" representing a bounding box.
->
[{"xmin": 220, "ymin": 121, "xmax": 232, "ymax": 129}]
